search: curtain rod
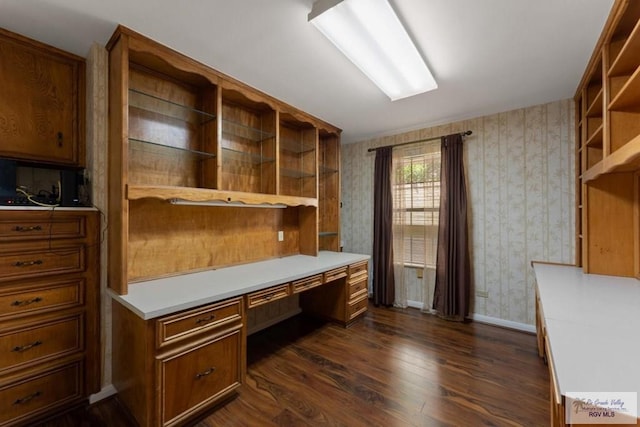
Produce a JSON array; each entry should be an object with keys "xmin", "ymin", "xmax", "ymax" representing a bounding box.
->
[{"xmin": 366, "ymin": 130, "xmax": 472, "ymax": 152}]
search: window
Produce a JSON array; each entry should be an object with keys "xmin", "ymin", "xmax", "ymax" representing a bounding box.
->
[{"xmin": 393, "ymin": 148, "xmax": 440, "ymax": 267}]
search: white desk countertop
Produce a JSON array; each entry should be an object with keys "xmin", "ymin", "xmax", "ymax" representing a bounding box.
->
[
  {"xmin": 532, "ymin": 262, "xmax": 640, "ymax": 397},
  {"xmin": 109, "ymin": 251, "xmax": 370, "ymax": 320}
]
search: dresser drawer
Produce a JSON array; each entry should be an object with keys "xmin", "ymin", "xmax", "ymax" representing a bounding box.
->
[
  {"xmin": 323, "ymin": 266, "xmax": 347, "ymax": 284},
  {"xmin": 0, "ymin": 362, "xmax": 81, "ymax": 426},
  {"xmin": 348, "ymin": 260, "xmax": 368, "ymax": 281},
  {"xmin": 0, "ymin": 216, "xmax": 85, "ymax": 242},
  {"xmin": 0, "ymin": 246, "xmax": 85, "ymax": 282},
  {"xmin": 246, "ymin": 284, "xmax": 290, "ymax": 309},
  {"xmin": 0, "ymin": 279, "xmax": 83, "ymax": 320},
  {"xmin": 159, "ymin": 329, "xmax": 242, "ymax": 426},
  {"xmin": 0, "ymin": 315, "xmax": 82, "ymax": 374},
  {"xmin": 157, "ymin": 298, "xmax": 242, "ymax": 349},
  {"xmin": 348, "ymin": 275, "xmax": 368, "ymax": 300},
  {"xmin": 291, "ymin": 274, "xmax": 323, "ymax": 294},
  {"xmin": 347, "ymin": 294, "xmax": 368, "ymax": 321}
]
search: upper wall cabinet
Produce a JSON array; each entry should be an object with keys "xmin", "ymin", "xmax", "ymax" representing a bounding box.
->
[
  {"xmin": 0, "ymin": 28, "xmax": 85, "ymax": 166},
  {"xmin": 575, "ymin": 0, "xmax": 640, "ymax": 277}
]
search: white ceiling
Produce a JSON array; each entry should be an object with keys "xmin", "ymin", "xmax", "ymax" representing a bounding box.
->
[{"xmin": 0, "ymin": 0, "xmax": 614, "ymax": 143}]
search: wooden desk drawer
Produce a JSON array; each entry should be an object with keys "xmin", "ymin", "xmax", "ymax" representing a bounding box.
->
[
  {"xmin": 323, "ymin": 266, "xmax": 347, "ymax": 284},
  {"xmin": 348, "ymin": 275, "xmax": 368, "ymax": 300},
  {"xmin": 291, "ymin": 275, "xmax": 323, "ymax": 294},
  {"xmin": 0, "ymin": 216, "xmax": 85, "ymax": 242},
  {"xmin": 0, "ymin": 362, "xmax": 81, "ymax": 426},
  {"xmin": 246, "ymin": 284, "xmax": 290, "ymax": 309},
  {"xmin": 0, "ymin": 315, "xmax": 82, "ymax": 374},
  {"xmin": 348, "ymin": 261, "xmax": 368, "ymax": 281},
  {"xmin": 347, "ymin": 295, "xmax": 368, "ymax": 321},
  {"xmin": 0, "ymin": 247, "xmax": 84, "ymax": 283},
  {"xmin": 0, "ymin": 279, "xmax": 83, "ymax": 320},
  {"xmin": 160, "ymin": 329, "xmax": 241, "ymax": 426},
  {"xmin": 157, "ymin": 298, "xmax": 242, "ymax": 349}
]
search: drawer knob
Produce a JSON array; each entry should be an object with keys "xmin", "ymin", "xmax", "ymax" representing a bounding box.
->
[
  {"xmin": 13, "ymin": 391, "xmax": 42, "ymax": 405},
  {"xmin": 11, "ymin": 297, "xmax": 43, "ymax": 307},
  {"xmin": 12, "ymin": 340, "xmax": 43, "ymax": 353},
  {"xmin": 264, "ymin": 295, "xmax": 273, "ymax": 301},
  {"xmin": 13, "ymin": 260, "xmax": 44, "ymax": 267},
  {"xmin": 195, "ymin": 315, "xmax": 216, "ymax": 325},
  {"xmin": 195, "ymin": 367, "xmax": 216, "ymax": 379},
  {"xmin": 13, "ymin": 225, "xmax": 43, "ymax": 232}
]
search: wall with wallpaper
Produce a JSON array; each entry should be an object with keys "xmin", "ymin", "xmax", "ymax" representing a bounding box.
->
[{"xmin": 341, "ymin": 99, "xmax": 575, "ymax": 327}]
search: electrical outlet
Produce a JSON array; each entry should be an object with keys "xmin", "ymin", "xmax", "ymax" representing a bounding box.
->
[
  {"xmin": 476, "ymin": 290, "xmax": 489, "ymax": 298},
  {"xmin": 278, "ymin": 230, "xmax": 284, "ymax": 242},
  {"xmin": 416, "ymin": 269, "xmax": 423, "ymax": 279}
]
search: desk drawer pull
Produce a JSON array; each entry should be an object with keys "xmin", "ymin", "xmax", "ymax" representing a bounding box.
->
[
  {"xmin": 13, "ymin": 260, "xmax": 44, "ymax": 268},
  {"xmin": 11, "ymin": 297, "xmax": 43, "ymax": 307},
  {"xmin": 12, "ymin": 340, "xmax": 43, "ymax": 353},
  {"xmin": 263, "ymin": 295, "xmax": 273, "ymax": 301},
  {"xmin": 13, "ymin": 225, "xmax": 43, "ymax": 232},
  {"xmin": 195, "ymin": 367, "xmax": 216, "ymax": 379},
  {"xmin": 195, "ymin": 315, "xmax": 215, "ymax": 325},
  {"xmin": 13, "ymin": 391, "xmax": 42, "ymax": 405}
]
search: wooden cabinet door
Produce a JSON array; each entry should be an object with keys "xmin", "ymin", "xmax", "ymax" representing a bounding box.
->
[
  {"xmin": 158, "ymin": 329, "xmax": 242, "ymax": 426},
  {"xmin": 0, "ymin": 29, "xmax": 83, "ymax": 166}
]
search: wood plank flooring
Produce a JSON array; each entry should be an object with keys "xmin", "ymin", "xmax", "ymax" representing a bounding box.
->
[{"xmin": 38, "ymin": 303, "xmax": 549, "ymax": 426}]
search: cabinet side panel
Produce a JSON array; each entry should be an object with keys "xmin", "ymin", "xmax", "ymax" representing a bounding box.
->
[
  {"xmin": 586, "ymin": 172, "xmax": 635, "ymax": 276},
  {"xmin": 108, "ymin": 36, "xmax": 129, "ymax": 295},
  {"xmin": 112, "ymin": 301, "xmax": 154, "ymax": 427}
]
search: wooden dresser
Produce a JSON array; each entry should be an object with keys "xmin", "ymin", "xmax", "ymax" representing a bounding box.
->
[{"xmin": 0, "ymin": 209, "xmax": 100, "ymax": 426}]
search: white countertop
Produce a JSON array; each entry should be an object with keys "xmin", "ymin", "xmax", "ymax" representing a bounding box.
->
[
  {"xmin": 533, "ymin": 262, "xmax": 640, "ymax": 397},
  {"xmin": 109, "ymin": 251, "xmax": 370, "ymax": 320}
]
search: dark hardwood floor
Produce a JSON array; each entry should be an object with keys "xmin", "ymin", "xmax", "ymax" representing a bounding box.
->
[{"xmin": 38, "ymin": 303, "xmax": 549, "ymax": 426}]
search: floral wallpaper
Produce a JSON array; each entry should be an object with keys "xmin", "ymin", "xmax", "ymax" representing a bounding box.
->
[{"xmin": 341, "ymin": 99, "xmax": 575, "ymax": 326}]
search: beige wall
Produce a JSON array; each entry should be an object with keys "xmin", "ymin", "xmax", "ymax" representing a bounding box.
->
[{"xmin": 341, "ymin": 99, "xmax": 575, "ymax": 326}]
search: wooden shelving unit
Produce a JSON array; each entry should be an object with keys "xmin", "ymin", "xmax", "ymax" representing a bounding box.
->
[
  {"xmin": 575, "ymin": 0, "xmax": 640, "ymax": 278},
  {"xmin": 107, "ymin": 25, "xmax": 341, "ymax": 293}
]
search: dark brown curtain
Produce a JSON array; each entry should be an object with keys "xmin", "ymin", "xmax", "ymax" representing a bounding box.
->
[
  {"xmin": 433, "ymin": 133, "xmax": 471, "ymax": 321},
  {"xmin": 373, "ymin": 146, "xmax": 395, "ymax": 306}
]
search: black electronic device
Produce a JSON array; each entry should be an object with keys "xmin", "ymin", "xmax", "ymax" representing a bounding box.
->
[{"xmin": 0, "ymin": 159, "xmax": 17, "ymax": 204}]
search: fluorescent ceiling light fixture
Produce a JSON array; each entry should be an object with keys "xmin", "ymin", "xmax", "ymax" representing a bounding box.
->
[
  {"xmin": 170, "ymin": 199, "xmax": 287, "ymax": 208},
  {"xmin": 309, "ymin": 0, "xmax": 437, "ymax": 101}
]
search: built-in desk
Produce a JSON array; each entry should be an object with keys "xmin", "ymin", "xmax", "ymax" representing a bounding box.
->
[
  {"xmin": 111, "ymin": 251, "xmax": 370, "ymax": 427},
  {"xmin": 533, "ymin": 262, "xmax": 640, "ymax": 426}
]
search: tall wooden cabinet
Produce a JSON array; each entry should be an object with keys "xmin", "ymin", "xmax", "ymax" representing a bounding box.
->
[
  {"xmin": 575, "ymin": 0, "xmax": 640, "ymax": 278},
  {"xmin": 107, "ymin": 26, "xmax": 348, "ymax": 426},
  {"xmin": 0, "ymin": 28, "xmax": 85, "ymax": 167},
  {"xmin": 0, "ymin": 209, "xmax": 100, "ymax": 426}
]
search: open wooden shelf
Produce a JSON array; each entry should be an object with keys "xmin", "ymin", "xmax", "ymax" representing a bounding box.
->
[{"xmin": 126, "ymin": 184, "xmax": 318, "ymax": 207}]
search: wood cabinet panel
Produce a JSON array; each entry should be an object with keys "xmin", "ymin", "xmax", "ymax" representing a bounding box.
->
[
  {"xmin": 0, "ymin": 279, "xmax": 83, "ymax": 320},
  {"xmin": 157, "ymin": 298, "xmax": 242, "ymax": 349},
  {"xmin": 0, "ymin": 210, "xmax": 100, "ymax": 426},
  {"xmin": 0, "ymin": 246, "xmax": 84, "ymax": 283},
  {"xmin": 0, "ymin": 362, "xmax": 81, "ymax": 426},
  {"xmin": 0, "ymin": 28, "xmax": 84, "ymax": 166},
  {"xmin": 246, "ymin": 284, "xmax": 290, "ymax": 309},
  {"xmin": 0, "ymin": 215, "xmax": 85, "ymax": 242},
  {"xmin": 324, "ymin": 266, "xmax": 347, "ymax": 283},
  {"xmin": 291, "ymin": 274, "xmax": 323, "ymax": 294},
  {"xmin": 0, "ymin": 315, "xmax": 82, "ymax": 374},
  {"xmin": 159, "ymin": 329, "xmax": 242, "ymax": 426}
]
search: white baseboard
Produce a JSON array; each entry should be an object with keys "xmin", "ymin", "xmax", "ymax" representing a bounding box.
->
[
  {"xmin": 89, "ymin": 384, "xmax": 117, "ymax": 404},
  {"xmin": 406, "ymin": 300, "xmax": 535, "ymax": 333},
  {"xmin": 469, "ymin": 313, "xmax": 536, "ymax": 334},
  {"xmin": 247, "ymin": 307, "xmax": 302, "ymax": 336}
]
